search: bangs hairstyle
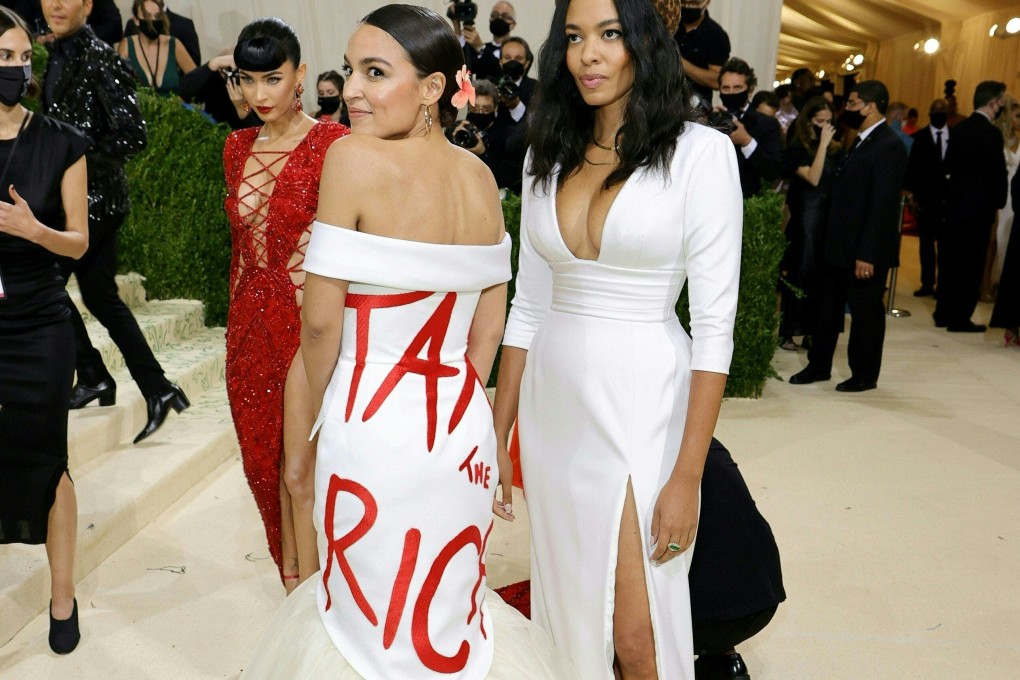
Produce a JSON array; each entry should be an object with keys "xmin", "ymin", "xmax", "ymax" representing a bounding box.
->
[
  {"xmin": 234, "ymin": 17, "xmax": 301, "ymax": 72},
  {"xmin": 528, "ymin": 0, "xmax": 692, "ymax": 192},
  {"xmin": 0, "ymin": 7, "xmax": 41, "ymax": 99},
  {"xmin": 361, "ymin": 4, "xmax": 464, "ymax": 128}
]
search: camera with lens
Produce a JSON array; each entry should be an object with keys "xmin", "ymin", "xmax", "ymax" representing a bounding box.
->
[
  {"xmin": 707, "ymin": 110, "xmax": 737, "ymax": 135},
  {"xmin": 447, "ymin": 0, "xmax": 478, "ymax": 26},
  {"xmin": 497, "ymin": 76, "xmax": 520, "ymax": 102},
  {"xmin": 445, "ymin": 122, "xmax": 486, "ymax": 149}
]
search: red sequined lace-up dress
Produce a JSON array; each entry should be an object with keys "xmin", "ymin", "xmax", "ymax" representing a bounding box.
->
[{"xmin": 223, "ymin": 121, "xmax": 350, "ymax": 574}]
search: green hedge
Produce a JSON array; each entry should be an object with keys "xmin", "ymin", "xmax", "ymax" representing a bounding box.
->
[
  {"xmin": 120, "ymin": 91, "xmax": 232, "ymax": 325},
  {"xmin": 495, "ymin": 189, "xmax": 785, "ymax": 398}
]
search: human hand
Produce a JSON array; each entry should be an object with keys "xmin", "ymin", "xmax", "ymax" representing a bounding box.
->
[
  {"xmin": 728, "ymin": 117, "xmax": 752, "ymax": 147},
  {"xmin": 210, "ymin": 54, "xmax": 236, "ymax": 73},
  {"xmin": 225, "ymin": 76, "xmax": 245, "ymax": 105},
  {"xmin": 818, "ymin": 121, "xmax": 837, "ymax": 147},
  {"xmin": 463, "ymin": 24, "xmax": 483, "ymax": 50},
  {"xmin": 0, "ymin": 185, "xmax": 41, "ymax": 243},
  {"xmin": 855, "ymin": 259, "xmax": 875, "ymax": 280},
  {"xmin": 492, "ymin": 441, "xmax": 515, "ymax": 521},
  {"xmin": 649, "ymin": 476, "xmax": 699, "ymax": 565}
]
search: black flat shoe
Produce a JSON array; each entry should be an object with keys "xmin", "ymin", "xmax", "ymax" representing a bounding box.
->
[
  {"xmin": 695, "ymin": 651, "xmax": 750, "ymax": 680},
  {"xmin": 134, "ymin": 383, "xmax": 190, "ymax": 444},
  {"xmin": 789, "ymin": 366, "xmax": 831, "ymax": 385},
  {"xmin": 49, "ymin": 599, "xmax": 80, "ymax": 655},
  {"xmin": 836, "ymin": 377, "xmax": 877, "ymax": 392},
  {"xmin": 68, "ymin": 378, "xmax": 116, "ymax": 409},
  {"xmin": 946, "ymin": 322, "xmax": 986, "ymax": 333}
]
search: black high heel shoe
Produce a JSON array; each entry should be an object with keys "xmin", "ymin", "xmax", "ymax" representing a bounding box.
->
[
  {"xmin": 68, "ymin": 378, "xmax": 117, "ymax": 409},
  {"xmin": 134, "ymin": 382, "xmax": 191, "ymax": 444},
  {"xmin": 49, "ymin": 598, "xmax": 80, "ymax": 655}
]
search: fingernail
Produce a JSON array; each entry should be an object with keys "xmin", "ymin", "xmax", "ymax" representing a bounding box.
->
[{"xmin": 504, "ymin": 504, "xmax": 512, "ymax": 514}]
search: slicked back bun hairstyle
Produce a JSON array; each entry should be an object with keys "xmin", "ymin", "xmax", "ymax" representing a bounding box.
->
[
  {"xmin": 234, "ymin": 17, "xmax": 301, "ymax": 72},
  {"xmin": 361, "ymin": 4, "xmax": 464, "ymax": 127}
]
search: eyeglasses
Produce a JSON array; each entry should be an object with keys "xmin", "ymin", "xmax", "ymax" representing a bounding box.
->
[
  {"xmin": 490, "ymin": 12, "xmax": 514, "ymax": 21},
  {"xmin": 470, "ymin": 104, "xmax": 496, "ymax": 114}
]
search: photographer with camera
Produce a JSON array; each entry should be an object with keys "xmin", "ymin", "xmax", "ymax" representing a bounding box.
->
[
  {"xmin": 496, "ymin": 36, "xmax": 535, "ymax": 125},
  {"xmin": 447, "ymin": 0, "xmax": 516, "ymax": 82},
  {"xmin": 445, "ymin": 79, "xmax": 525, "ymax": 193},
  {"xmin": 715, "ymin": 57, "xmax": 781, "ymax": 199}
]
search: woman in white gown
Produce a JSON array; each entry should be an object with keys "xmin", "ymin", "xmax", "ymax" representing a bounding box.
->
[
  {"xmin": 493, "ymin": 0, "xmax": 743, "ymax": 678},
  {"xmin": 242, "ymin": 6, "xmax": 577, "ymax": 680}
]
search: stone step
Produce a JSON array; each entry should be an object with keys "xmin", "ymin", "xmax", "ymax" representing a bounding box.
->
[
  {"xmin": 0, "ymin": 388, "xmax": 240, "ymax": 647},
  {"xmin": 68, "ymin": 326, "xmax": 228, "ymax": 473}
]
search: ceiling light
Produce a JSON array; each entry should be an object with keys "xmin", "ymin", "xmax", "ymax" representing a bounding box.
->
[
  {"xmin": 913, "ymin": 41, "xmax": 921, "ymax": 50},
  {"xmin": 773, "ymin": 80, "xmax": 780, "ymax": 89},
  {"xmin": 990, "ymin": 23, "xmax": 999, "ymax": 37},
  {"xmin": 846, "ymin": 64, "xmax": 855, "ymax": 71},
  {"xmin": 923, "ymin": 38, "xmax": 940, "ymax": 54},
  {"xmin": 853, "ymin": 54, "xmax": 864, "ymax": 65},
  {"xmin": 1007, "ymin": 17, "xmax": 1020, "ymax": 34},
  {"xmin": 817, "ymin": 69, "xmax": 826, "ymax": 79}
]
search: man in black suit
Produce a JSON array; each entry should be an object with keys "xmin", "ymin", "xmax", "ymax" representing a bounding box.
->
[
  {"xmin": 123, "ymin": 0, "xmax": 200, "ymax": 63},
  {"xmin": 4, "ymin": 0, "xmax": 122, "ymax": 45},
  {"xmin": 904, "ymin": 98, "xmax": 950, "ymax": 297},
  {"xmin": 456, "ymin": 1, "xmax": 515, "ymax": 83},
  {"xmin": 791, "ymin": 80, "xmax": 908, "ymax": 392},
  {"xmin": 717, "ymin": 58, "xmax": 781, "ymax": 198},
  {"xmin": 933, "ymin": 81, "xmax": 1009, "ymax": 332}
]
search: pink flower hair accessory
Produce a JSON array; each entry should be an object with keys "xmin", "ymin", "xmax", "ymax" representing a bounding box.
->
[{"xmin": 451, "ymin": 65, "xmax": 476, "ymax": 109}]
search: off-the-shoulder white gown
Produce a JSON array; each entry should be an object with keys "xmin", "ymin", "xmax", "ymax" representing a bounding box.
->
[
  {"xmin": 242, "ymin": 225, "xmax": 578, "ymax": 680},
  {"xmin": 503, "ymin": 123, "xmax": 744, "ymax": 680}
]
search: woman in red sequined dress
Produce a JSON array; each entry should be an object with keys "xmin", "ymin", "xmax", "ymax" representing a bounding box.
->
[{"xmin": 223, "ymin": 17, "xmax": 349, "ymax": 590}]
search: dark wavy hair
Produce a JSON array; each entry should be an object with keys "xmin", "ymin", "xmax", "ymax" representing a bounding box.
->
[
  {"xmin": 362, "ymin": 4, "xmax": 464, "ymax": 127},
  {"xmin": 0, "ymin": 7, "xmax": 40, "ymax": 99},
  {"xmin": 792, "ymin": 96, "xmax": 838, "ymax": 156},
  {"xmin": 234, "ymin": 17, "xmax": 301, "ymax": 72},
  {"xmin": 527, "ymin": 0, "xmax": 691, "ymax": 191}
]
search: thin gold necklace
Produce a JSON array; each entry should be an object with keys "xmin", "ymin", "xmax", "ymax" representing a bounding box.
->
[{"xmin": 592, "ymin": 137, "xmax": 619, "ymax": 153}]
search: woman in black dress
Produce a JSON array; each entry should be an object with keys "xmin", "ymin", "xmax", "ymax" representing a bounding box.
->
[
  {"xmin": 0, "ymin": 7, "xmax": 90, "ymax": 654},
  {"xmin": 779, "ymin": 96, "xmax": 841, "ymax": 350},
  {"xmin": 990, "ymin": 170, "xmax": 1020, "ymax": 345}
]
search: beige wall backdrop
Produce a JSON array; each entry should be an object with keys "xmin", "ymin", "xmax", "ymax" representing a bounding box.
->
[{"xmin": 113, "ymin": 0, "xmax": 780, "ymax": 109}]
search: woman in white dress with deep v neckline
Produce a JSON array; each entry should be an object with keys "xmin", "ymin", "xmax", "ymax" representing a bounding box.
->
[{"xmin": 493, "ymin": 0, "xmax": 742, "ymax": 677}]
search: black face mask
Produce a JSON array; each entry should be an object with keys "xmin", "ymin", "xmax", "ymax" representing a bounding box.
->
[
  {"xmin": 501, "ymin": 59, "xmax": 525, "ymax": 80},
  {"xmin": 139, "ymin": 18, "xmax": 168, "ymax": 40},
  {"xmin": 0, "ymin": 64, "xmax": 31, "ymax": 107},
  {"xmin": 490, "ymin": 18, "xmax": 511, "ymax": 37},
  {"xmin": 929, "ymin": 111, "xmax": 948, "ymax": 129},
  {"xmin": 467, "ymin": 111, "xmax": 496, "ymax": 129},
  {"xmin": 681, "ymin": 8, "xmax": 704, "ymax": 25},
  {"xmin": 841, "ymin": 107, "xmax": 867, "ymax": 131},
  {"xmin": 719, "ymin": 90, "xmax": 749, "ymax": 113},
  {"xmin": 317, "ymin": 96, "xmax": 341, "ymax": 115}
]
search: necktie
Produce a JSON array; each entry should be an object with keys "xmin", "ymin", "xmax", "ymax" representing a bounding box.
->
[{"xmin": 935, "ymin": 130, "xmax": 943, "ymax": 160}]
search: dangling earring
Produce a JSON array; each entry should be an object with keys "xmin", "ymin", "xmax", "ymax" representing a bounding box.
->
[
  {"xmin": 422, "ymin": 105, "xmax": 433, "ymax": 135},
  {"xmin": 293, "ymin": 83, "xmax": 305, "ymax": 113}
]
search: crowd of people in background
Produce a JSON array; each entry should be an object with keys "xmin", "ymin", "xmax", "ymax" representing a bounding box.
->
[{"xmin": 1, "ymin": 0, "xmax": 1017, "ymax": 678}]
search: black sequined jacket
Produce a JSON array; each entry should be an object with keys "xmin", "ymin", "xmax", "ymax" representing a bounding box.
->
[{"xmin": 42, "ymin": 25, "xmax": 146, "ymax": 225}]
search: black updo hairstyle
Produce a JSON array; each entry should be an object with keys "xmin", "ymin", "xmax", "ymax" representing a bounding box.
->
[
  {"xmin": 361, "ymin": 4, "xmax": 464, "ymax": 127},
  {"xmin": 234, "ymin": 17, "xmax": 301, "ymax": 72}
]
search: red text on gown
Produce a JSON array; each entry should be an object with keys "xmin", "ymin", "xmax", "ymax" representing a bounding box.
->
[{"xmin": 322, "ymin": 476, "xmax": 491, "ymax": 673}]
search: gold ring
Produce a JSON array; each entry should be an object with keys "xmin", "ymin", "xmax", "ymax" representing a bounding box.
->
[{"xmin": 667, "ymin": 542, "xmax": 682, "ymax": 552}]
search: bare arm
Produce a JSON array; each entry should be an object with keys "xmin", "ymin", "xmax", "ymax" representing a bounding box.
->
[
  {"xmin": 795, "ymin": 123, "xmax": 837, "ymax": 187},
  {"xmin": 117, "ymin": 38, "xmax": 129, "ymax": 59},
  {"xmin": 682, "ymin": 58, "xmax": 722, "ymax": 91},
  {"xmin": 301, "ymin": 273, "xmax": 348, "ymax": 415},
  {"xmin": 467, "ymin": 282, "xmax": 507, "ymax": 386},
  {"xmin": 176, "ymin": 39, "xmax": 197, "ymax": 75},
  {"xmin": 0, "ymin": 156, "xmax": 89, "ymax": 260}
]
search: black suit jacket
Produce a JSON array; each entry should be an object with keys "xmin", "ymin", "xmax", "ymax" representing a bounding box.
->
[
  {"xmin": 518, "ymin": 76, "xmax": 537, "ymax": 108},
  {"xmin": 945, "ymin": 112, "xmax": 1008, "ymax": 223},
  {"xmin": 124, "ymin": 10, "xmax": 201, "ymax": 64},
  {"xmin": 464, "ymin": 41, "xmax": 503, "ymax": 83},
  {"xmin": 904, "ymin": 125, "xmax": 949, "ymax": 211},
  {"xmin": 735, "ymin": 108, "xmax": 781, "ymax": 198},
  {"xmin": 824, "ymin": 122, "xmax": 908, "ymax": 269}
]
